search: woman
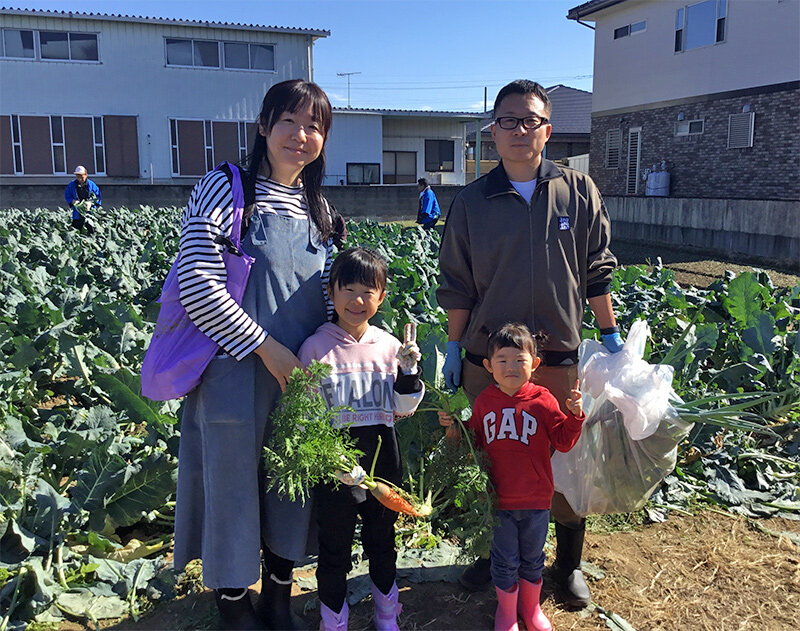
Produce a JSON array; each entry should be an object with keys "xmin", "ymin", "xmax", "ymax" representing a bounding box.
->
[{"xmin": 173, "ymin": 79, "xmax": 341, "ymax": 630}]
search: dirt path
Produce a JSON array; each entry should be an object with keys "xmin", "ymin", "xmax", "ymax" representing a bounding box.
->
[
  {"xmin": 76, "ymin": 511, "xmax": 798, "ymax": 631},
  {"xmin": 612, "ymin": 240, "xmax": 799, "ymax": 289}
]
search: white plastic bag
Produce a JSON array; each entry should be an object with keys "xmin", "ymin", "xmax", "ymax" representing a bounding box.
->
[{"xmin": 552, "ymin": 320, "xmax": 693, "ymax": 516}]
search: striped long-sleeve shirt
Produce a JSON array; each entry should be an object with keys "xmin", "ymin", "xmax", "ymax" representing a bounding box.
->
[{"xmin": 177, "ymin": 169, "xmax": 333, "ymax": 360}]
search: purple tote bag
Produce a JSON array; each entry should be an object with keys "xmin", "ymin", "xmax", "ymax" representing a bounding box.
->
[{"xmin": 141, "ymin": 163, "xmax": 254, "ymax": 400}]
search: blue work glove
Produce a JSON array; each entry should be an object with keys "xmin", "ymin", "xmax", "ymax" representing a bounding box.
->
[
  {"xmin": 601, "ymin": 326, "xmax": 624, "ymax": 353},
  {"xmin": 442, "ymin": 341, "xmax": 462, "ymax": 391}
]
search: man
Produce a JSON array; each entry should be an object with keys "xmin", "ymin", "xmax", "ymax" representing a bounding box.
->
[
  {"xmin": 64, "ymin": 165, "xmax": 101, "ymax": 234},
  {"xmin": 437, "ymin": 80, "xmax": 624, "ymax": 609},
  {"xmin": 416, "ymin": 178, "xmax": 441, "ymax": 229}
]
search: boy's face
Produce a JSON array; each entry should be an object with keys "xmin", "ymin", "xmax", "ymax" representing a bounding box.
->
[
  {"xmin": 330, "ymin": 281, "xmax": 386, "ymax": 340},
  {"xmin": 491, "ymin": 93, "xmax": 552, "ymax": 169},
  {"xmin": 483, "ymin": 346, "xmax": 541, "ymax": 396}
]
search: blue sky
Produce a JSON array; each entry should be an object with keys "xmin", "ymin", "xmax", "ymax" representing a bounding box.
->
[{"xmin": 9, "ymin": 0, "xmax": 596, "ymax": 111}]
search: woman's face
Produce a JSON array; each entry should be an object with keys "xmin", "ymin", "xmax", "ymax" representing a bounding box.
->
[{"xmin": 260, "ymin": 102, "xmax": 325, "ymax": 184}]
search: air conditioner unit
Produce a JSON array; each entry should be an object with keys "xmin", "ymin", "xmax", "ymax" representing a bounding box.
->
[{"xmin": 428, "ymin": 172, "xmax": 443, "ymax": 184}]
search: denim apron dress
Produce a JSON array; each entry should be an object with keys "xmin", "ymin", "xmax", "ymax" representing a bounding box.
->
[{"xmin": 174, "ymin": 204, "xmax": 328, "ymax": 589}]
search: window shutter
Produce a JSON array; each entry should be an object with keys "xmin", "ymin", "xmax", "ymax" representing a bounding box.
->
[
  {"xmin": 626, "ymin": 127, "xmax": 641, "ymax": 195},
  {"xmin": 605, "ymin": 128, "xmax": 621, "ymax": 168},
  {"xmin": 727, "ymin": 112, "xmax": 754, "ymax": 149}
]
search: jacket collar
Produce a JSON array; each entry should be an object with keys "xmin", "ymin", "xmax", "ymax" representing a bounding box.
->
[{"xmin": 485, "ymin": 159, "xmax": 565, "ymax": 199}]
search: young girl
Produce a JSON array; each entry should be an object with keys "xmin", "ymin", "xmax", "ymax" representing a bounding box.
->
[
  {"xmin": 297, "ymin": 247, "xmax": 425, "ymax": 631},
  {"xmin": 441, "ymin": 323, "xmax": 584, "ymax": 631},
  {"xmin": 173, "ymin": 79, "xmax": 344, "ymax": 631}
]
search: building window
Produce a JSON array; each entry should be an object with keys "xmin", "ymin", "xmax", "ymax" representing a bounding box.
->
[
  {"xmin": 383, "ymin": 151, "xmax": 416, "ymax": 184},
  {"xmin": 2, "ymin": 29, "xmax": 35, "ymax": 58},
  {"xmin": 675, "ymin": 0, "xmax": 726, "ymax": 52},
  {"xmin": 674, "ymin": 119, "xmax": 704, "ymax": 136},
  {"xmin": 425, "ymin": 139, "xmax": 455, "ymax": 172},
  {"xmin": 727, "ymin": 112, "xmax": 754, "ymax": 149},
  {"xmin": 614, "ymin": 20, "xmax": 646, "ymax": 39},
  {"xmin": 93, "ymin": 116, "xmax": 105, "ymax": 174},
  {"xmin": 626, "ymin": 127, "xmax": 642, "ymax": 195},
  {"xmin": 204, "ymin": 121, "xmax": 214, "ymax": 171},
  {"xmin": 50, "ymin": 116, "xmax": 66, "ymax": 174},
  {"xmin": 166, "ymin": 38, "xmax": 220, "ymax": 68},
  {"xmin": 224, "ymin": 42, "xmax": 275, "ymax": 71},
  {"xmin": 39, "ymin": 31, "xmax": 98, "ymax": 61},
  {"xmin": 170, "ymin": 119, "xmax": 179, "ymax": 175},
  {"xmin": 347, "ymin": 163, "xmax": 380, "ymax": 185},
  {"xmin": 238, "ymin": 121, "xmax": 249, "ymax": 162},
  {"xmin": 605, "ymin": 128, "xmax": 621, "ymax": 168},
  {"xmin": 11, "ymin": 115, "xmax": 23, "ymax": 173}
]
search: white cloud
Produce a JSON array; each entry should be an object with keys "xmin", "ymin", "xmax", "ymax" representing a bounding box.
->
[{"xmin": 326, "ymin": 91, "xmax": 348, "ymax": 104}]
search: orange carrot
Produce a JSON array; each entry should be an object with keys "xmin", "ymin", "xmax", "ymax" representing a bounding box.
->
[{"xmin": 363, "ymin": 479, "xmax": 431, "ymax": 517}]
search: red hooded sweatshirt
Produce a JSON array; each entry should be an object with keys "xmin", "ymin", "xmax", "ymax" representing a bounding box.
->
[{"xmin": 468, "ymin": 381, "xmax": 585, "ymax": 510}]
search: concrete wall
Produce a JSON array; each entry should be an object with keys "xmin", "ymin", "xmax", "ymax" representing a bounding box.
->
[
  {"xmin": 0, "ymin": 183, "xmax": 463, "ymax": 222},
  {"xmin": 606, "ymin": 195, "xmax": 800, "ymax": 270},
  {"xmin": 589, "ymin": 0, "xmax": 800, "ymax": 112}
]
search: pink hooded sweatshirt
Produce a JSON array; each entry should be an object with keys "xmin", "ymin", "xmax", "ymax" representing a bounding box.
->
[{"xmin": 297, "ymin": 323, "xmax": 424, "ymax": 427}]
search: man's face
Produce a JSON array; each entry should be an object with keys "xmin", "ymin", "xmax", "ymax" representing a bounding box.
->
[
  {"xmin": 491, "ymin": 93, "xmax": 552, "ymax": 167},
  {"xmin": 75, "ymin": 172, "xmax": 88, "ymax": 184}
]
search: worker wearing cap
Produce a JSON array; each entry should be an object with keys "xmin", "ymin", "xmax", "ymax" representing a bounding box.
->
[{"xmin": 64, "ymin": 166, "xmax": 101, "ymax": 234}]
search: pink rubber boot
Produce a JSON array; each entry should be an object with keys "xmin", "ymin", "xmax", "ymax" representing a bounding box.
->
[
  {"xmin": 518, "ymin": 578, "xmax": 551, "ymax": 631},
  {"xmin": 371, "ymin": 582, "xmax": 402, "ymax": 631},
  {"xmin": 319, "ymin": 600, "xmax": 349, "ymax": 631},
  {"xmin": 494, "ymin": 584, "xmax": 520, "ymax": 631}
]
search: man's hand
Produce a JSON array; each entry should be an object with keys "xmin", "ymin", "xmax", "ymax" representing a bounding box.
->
[
  {"xmin": 565, "ymin": 379, "xmax": 583, "ymax": 417},
  {"xmin": 442, "ymin": 341, "xmax": 462, "ymax": 391},
  {"xmin": 601, "ymin": 326, "xmax": 624, "ymax": 353}
]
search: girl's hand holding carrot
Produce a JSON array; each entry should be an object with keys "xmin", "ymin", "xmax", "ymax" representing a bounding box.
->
[{"xmin": 565, "ymin": 379, "xmax": 583, "ymax": 417}]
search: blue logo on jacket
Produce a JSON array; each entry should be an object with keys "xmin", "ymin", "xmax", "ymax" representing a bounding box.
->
[{"xmin": 558, "ymin": 217, "xmax": 571, "ymax": 231}]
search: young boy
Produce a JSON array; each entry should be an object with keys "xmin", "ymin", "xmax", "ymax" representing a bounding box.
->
[{"xmin": 442, "ymin": 323, "xmax": 584, "ymax": 631}]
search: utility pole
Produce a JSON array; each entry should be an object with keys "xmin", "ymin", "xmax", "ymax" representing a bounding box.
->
[{"xmin": 337, "ymin": 71, "xmax": 361, "ymax": 108}]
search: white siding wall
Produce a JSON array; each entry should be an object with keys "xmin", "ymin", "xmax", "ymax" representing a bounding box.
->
[
  {"xmin": 590, "ymin": 0, "xmax": 800, "ymax": 112},
  {"xmin": 382, "ymin": 118, "xmax": 467, "ymax": 185},
  {"xmin": 0, "ymin": 13, "xmax": 314, "ymax": 179},
  {"xmin": 325, "ymin": 112, "xmax": 383, "ymax": 185}
]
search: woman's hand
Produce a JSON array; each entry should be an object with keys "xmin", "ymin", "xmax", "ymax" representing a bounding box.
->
[{"xmin": 253, "ymin": 335, "xmax": 304, "ymax": 392}]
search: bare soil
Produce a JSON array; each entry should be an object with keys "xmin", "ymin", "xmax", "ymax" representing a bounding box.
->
[
  {"xmin": 611, "ymin": 240, "xmax": 799, "ymax": 289},
  {"xmin": 63, "ymin": 511, "xmax": 799, "ymax": 631}
]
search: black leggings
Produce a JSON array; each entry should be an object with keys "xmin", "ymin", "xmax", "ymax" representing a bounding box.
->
[
  {"xmin": 263, "ymin": 546, "xmax": 294, "ymax": 582},
  {"xmin": 315, "ymin": 490, "xmax": 398, "ymax": 611}
]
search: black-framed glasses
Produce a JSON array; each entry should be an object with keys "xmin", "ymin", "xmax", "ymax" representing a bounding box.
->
[{"xmin": 494, "ymin": 116, "xmax": 549, "ymax": 131}]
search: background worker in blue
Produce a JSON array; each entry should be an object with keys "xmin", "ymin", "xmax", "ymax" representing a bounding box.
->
[
  {"xmin": 64, "ymin": 165, "xmax": 101, "ymax": 234},
  {"xmin": 416, "ymin": 177, "xmax": 441, "ymax": 229}
]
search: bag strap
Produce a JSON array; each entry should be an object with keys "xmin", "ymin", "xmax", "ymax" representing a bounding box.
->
[{"xmin": 215, "ymin": 161, "xmax": 248, "ymax": 247}]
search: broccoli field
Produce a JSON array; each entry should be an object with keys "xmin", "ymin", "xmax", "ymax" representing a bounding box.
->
[{"xmin": 0, "ymin": 204, "xmax": 798, "ymax": 630}]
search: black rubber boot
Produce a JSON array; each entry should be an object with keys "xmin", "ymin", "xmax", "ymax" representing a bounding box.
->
[
  {"xmin": 553, "ymin": 521, "xmax": 591, "ymax": 609},
  {"xmin": 215, "ymin": 589, "xmax": 265, "ymax": 631},
  {"xmin": 458, "ymin": 556, "xmax": 492, "ymax": 592},
  {"xmin": 255, "ymin": 565, "xmax": 305, "ymax": 630}
]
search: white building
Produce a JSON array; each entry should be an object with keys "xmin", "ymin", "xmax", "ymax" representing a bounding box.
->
[
  {"xmin": 0, "ymin": 7, "xmax": 481, "ymax": 189},
  {"xmin": 567, "ymin": 0, "xmax": 800, "ymax": 200},
  {"xmin": 0, "ymin": 8, "xmax": 327, "ymax": 182},
  {"xmin": 327, "ymin": 108, "xmax": 483, "ymax": 186}
]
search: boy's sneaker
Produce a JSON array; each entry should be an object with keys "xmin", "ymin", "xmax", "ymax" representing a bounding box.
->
[{"xmin": 458, "ymin": 556, "xmax": 492, "ymax": 591}]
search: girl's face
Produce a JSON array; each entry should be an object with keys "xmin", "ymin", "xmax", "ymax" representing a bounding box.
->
[
  {"xmin": 260, "ymin": 101, "xmax": 325, "ymax": 185},
  {"xmin": 483, "ymin": 346, "xmax": 541, "ymax": 396},
  {"xmin": 330, "ymin": 281, "xmax": 386, "ymax": 341}
]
